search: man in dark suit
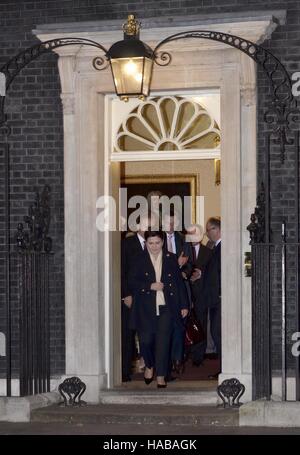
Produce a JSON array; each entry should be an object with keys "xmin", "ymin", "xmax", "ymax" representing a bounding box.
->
[
  {"xmin": 162, "ymin": 211, "xmax": 192, "ymax": 375},
  {"xmin": 186, "ymin": 224, "xmax": 212, "ymax": 366},
  {"xmin": 203, "ymin": 217, "xmax": 221, "ymax": 378},
  {"xmin": 121, "ymin": 213, "xmax": 154, "ymax": 382}
]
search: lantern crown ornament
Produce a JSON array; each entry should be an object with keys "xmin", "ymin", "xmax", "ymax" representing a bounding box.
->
[
  {"xmin": 122, "ymin": 14, "xmax": 141, "ymax": 37},
  {"xmin": 107, "ymin": 14, "xmax": 154, "ymax": 101}
]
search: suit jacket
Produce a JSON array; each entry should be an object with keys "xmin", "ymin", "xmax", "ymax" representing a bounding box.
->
[
  {"xmin": 163, "ymin": 231, "xmax": 193, "ymax": 276},
  {"xmin": 203, "ymin": 242, "xmax": 221, "ymax": 308},
  {"xmin": 163, "ymin": 231, "xmax": 194, "ymax": 308},
  {"xmin": 121, "ymin": 234, "xmax": 145, "ymax": 299},
  {"xmin": 128, "ymin": 250, "xmax": 189, "ymax": 333},
  {"xmin": 190, "ymin": 243, "xmax": 213, "ymax": 306}
]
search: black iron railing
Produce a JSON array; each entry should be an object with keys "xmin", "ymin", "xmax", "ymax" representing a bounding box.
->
[
  {"xmin": 19, "ymin": 251, "xmax": 51, "ymax": 396},
  {"xmin": 249, "ymin": 129, "xmax": 300, "ymax": 401},
  {"xmin": 4, "ymin": 186, "xmax": 53, "ymax": 396}
]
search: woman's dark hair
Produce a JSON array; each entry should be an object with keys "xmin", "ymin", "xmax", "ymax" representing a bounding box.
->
[{"xmin": 144, "ymin": 230, "xmax": 164, "ymax": 241}]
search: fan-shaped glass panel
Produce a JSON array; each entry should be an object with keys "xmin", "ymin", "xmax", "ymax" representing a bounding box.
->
[{"xmin": 114, "ymin": 96, "xmax": 221, "ymax": 153}]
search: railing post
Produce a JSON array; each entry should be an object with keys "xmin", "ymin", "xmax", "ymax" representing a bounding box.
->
[
  {"xmin": 281, "ymin": 222, "xmax": 286, "ymax": 401},
  {"xmin": 16, "ymin": 186, "xmax": 52, "ymax": 396}
]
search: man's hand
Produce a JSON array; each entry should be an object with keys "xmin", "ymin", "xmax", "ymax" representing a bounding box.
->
[
  {"xmin": 181, "ymin": 309, "xmax": 189, "ymax": 318},
  {"xmin": 190, "ymin": 268, "xmax": 202, "ymax": 282},
  {"xmin": 150, "ymin": 282, "xmax": 164, "ymax": 291},
  {"xmin": 123, "ymin": 296, "xmax": 133, "ymax": 308},
  {"xmin": 178, "ymin": 251, "xmax": 188, "ymax": 267}
]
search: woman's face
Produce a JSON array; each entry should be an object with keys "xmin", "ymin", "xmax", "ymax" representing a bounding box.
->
[{"xmin": 146, "ymin": 236, "xmax": 163, "ymax": 256}]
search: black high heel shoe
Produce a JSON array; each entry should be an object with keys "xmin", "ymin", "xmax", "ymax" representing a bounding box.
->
[
  {"xmin": 157, "ymin": 383, "xmax": 167, "ymax": 388},
  {"xmin": 144, "ymin": 376, "xmax": 153, "ymax": 385},
  {"xmin": 144, "ymin": 367, "xmax": 153, "ymax": 385}
]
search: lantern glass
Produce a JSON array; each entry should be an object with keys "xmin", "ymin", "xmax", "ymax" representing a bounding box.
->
[{"xmin": 110, "ymin": 56, "xmax": 153, "ymax": 99}]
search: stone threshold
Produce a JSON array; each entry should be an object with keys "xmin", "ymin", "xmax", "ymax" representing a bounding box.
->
[
  {"xmin": 31, "ymin": 403, "xmax": 238, "ymax": 427},
  {"xmin": 99, "ymin": 388, "xmax": 218, "ymax": 406}
]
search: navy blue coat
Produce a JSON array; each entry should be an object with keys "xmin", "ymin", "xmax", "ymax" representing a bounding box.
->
[{"xmin": 128, "ymin": 250, "xmax": 189, "ymax": 333}]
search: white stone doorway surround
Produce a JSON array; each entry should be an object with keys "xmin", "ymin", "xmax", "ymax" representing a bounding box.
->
[{"xmin": 35, "ymin": 11, "xmax": 284, "ymax": 403}]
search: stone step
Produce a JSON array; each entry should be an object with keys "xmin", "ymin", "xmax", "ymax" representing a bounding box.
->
[
  {"xmin": 31, "ymin": 403, "xmax": 239, "ymax": 427},
  {"xmin": 98, "ymin": 389, "xmax": 218, "ymax": 406}
]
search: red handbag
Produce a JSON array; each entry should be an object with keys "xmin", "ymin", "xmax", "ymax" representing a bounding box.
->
[{"xmin": 185, "ymin": 311, "xmax": 205, "ymax": 346}]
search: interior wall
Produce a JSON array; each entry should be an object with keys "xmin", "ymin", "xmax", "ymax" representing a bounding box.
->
[{"xmin": 123, "ymin": 159, "xmax": 220, "ymax": 240}]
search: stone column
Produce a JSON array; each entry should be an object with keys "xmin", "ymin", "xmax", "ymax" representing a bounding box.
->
[
  {"xmin": 219, "ymin": 62, "xmax": 242, "ymax": 388},
  {"xmin": 240, "ymin": 55, "xmax": 257, "ymax": 398},
  {"xmin": 57, "ymin": 53, "xmax": 107, "ymax": 402},
  {"xmin": 218, "ymin": 55, "xmax": 257, "ymax": 402}
]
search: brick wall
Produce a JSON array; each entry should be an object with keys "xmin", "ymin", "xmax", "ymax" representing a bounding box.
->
[{"xmin": 0, "ymin": 0, "xmax": 299, "ymax": 377}]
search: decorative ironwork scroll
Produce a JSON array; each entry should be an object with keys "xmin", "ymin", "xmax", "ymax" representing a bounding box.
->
[
  {"xmin": 0, "ymin": 37, "xmax": 108, "ymax": 126},
  {"xmin": 58, "ymin": 377, "xmax": 87, "ymax": 407},
  {"xmin": 217, "ymin": 378, "xmax": 245, "ymax": 408},
  {"xmin": 16, "ymin": 185, "xmax": 52, "ymax": 253},
  {"xmin": 17, "ymin": 186, "xmax": 53, "ymax": 396},
  {"xmin": 247, "ymin": 182, "xmax": 266, "ymax": 245}
]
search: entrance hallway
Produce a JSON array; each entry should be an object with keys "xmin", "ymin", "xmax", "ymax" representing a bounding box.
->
[{"xmin": 121, "ymin": 157, "xmax": 221, "ymax": 387}]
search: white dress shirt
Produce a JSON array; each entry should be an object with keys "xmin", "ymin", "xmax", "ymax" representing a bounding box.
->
[
  {"xmin": 193, "ymin": 243, "xmax": 200, "ymax": 259},
  {"xmin": 137, "ymin": 233, "xmax": 146, "ymax": 250},
  {"xmin": 167, "ymin": 232, "xmax": 177, "ymax": 254}
]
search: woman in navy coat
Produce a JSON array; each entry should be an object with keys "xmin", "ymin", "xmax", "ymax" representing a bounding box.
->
[{"xmin": 129, "ymin": 230, "xmax": 189, "ymax": 388}]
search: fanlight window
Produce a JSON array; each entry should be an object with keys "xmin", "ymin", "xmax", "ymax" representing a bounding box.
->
[{"xmin": 114, "ymin": 96, "xmax": 220, "ymax": 153}]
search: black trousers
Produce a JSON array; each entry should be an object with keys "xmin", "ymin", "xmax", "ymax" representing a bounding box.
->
[
  {"xmin": 138, "ymin": 306, "xmax": 172, "ymax": 377},
  {"xmin": 121, "ymin": 302, "xmax": 135, "ymax": 379},
  {"xmin": 209, "ymin": 304, "xmax": 221, "ymax": 357}
]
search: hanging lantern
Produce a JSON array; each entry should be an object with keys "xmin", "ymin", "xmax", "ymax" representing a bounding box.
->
[{"xmin": 107, "ymin": 15, "xmax": 154, "ymax": 101}]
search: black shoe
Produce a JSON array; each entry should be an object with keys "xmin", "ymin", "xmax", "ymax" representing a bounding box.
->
[
  {"xmin": 157, "ymin": 383, "xmax": 167, "ymax": 388},
  {"xmin": 144, "ymin": 376, "xmax": 153, "ymax": 385},
  {"xmin": 122, "ymin": 375, "xmax": 132, "ymax": 382}
]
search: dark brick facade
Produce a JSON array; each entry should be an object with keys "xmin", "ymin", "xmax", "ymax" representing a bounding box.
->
[{"xmin": 0, "ymin": 0, "xmax": 299, "ymax": 378}]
